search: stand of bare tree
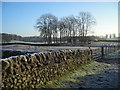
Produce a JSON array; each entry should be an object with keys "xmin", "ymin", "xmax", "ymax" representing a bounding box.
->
[{"xmin": 35, "ymin": 12, "xmax": 96, "ymax": 44}]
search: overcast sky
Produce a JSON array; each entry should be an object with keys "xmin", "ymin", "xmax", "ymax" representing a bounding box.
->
[{"xmin": 2, "ymin": 2, "xmax": 118, "ymax": 37}]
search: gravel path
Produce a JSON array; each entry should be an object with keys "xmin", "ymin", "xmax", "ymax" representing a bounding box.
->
[{"xmin": 43, "ymin": 59, "xmax": 120, "ymax": 88}]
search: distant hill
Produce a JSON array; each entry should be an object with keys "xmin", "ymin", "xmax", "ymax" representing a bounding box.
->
[{"xmin": 0, "ymin": 33, "xmax": 43, "ymax": 42}]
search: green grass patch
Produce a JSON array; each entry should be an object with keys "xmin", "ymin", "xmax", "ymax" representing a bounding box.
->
[{"xmin": 40, "ymin": 60, "xmax": 97, "ymax": 88}]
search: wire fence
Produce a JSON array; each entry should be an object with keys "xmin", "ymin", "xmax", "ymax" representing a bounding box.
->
[
  {"xmin": 1, "ymin": 42, "xmax": 120, "ymax": 60},
  {"xmin": 91, "ymin": 46, "xmax": 120, "ymax": 60}
]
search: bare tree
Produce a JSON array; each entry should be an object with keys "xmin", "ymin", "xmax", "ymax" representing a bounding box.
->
[
  {"xmin": 58, "ymin": 19, "xmax": 66, "ymax": 43},
  {"xmin": 77, "ymin": 12, "xmax": 96, "ymax": 43},
  {"xmin": 67, "ymin": 15, "xmax": 78, "ymax": 43},
  {"xmin": 109, "ymin": 34, "xmax": 112, "ymax": 38},
  {"xmin": 59, "ymin": 17, "xmax": 70, "ymax": 43},
  {"xmin": 52, "ymin": 23, "xmax": 58, "ymax": 43},
  {"xmin": 112, "ymin": 33, "xmax": 116, "ymax": 38},
  {"xmin": 35, "ymin": 13, "xmax": 58, "ymax": 44},
  {"xmin": 35, "ymin": 12, "xmax": 96, "ymax": 44},
  {"xmin": 60, "ymin": 16, "xmax": 77, "ymax": 43},
  {"xmin": 105, "ymin": 34, "xmax": 108, "ymax": 39}
]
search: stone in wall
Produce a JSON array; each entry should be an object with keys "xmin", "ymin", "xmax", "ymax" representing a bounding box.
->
[{"xmin": 1, "ymin": 49, "xmax": 93, "ymax": 88}]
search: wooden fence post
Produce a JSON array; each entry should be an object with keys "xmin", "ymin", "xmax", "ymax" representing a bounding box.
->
[
  {"xmin": 101, "ymin": 46, "xmax": 104, "ymax": 58},
  {"xmin": 114, "ymin": 46, "xmax": 115, "ymax": 52},
  {"xmin": 108, "ymin": 46, "xmax": 110, "ymax": 53}
]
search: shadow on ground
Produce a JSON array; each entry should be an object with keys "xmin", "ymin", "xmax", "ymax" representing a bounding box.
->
[
  {"xmin": 63, "ymin": 71, "xmax": 119, "ymax": 88},
  {"xmin": 95, "ymin": 51, "xmax": 120, "ymax": 65},
  {"xmin": 48, "ymin": 51, "xmax": 120, "ymax": 88},
  {"xmin": 96, "ymin": 58, "xmax": 119, "ymax": 65}
]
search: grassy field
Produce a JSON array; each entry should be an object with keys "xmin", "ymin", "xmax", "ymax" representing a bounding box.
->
[
  {"xmin": 38, "ymin": 51, "xmax": 120, "ymax": 88},
  {"xmin": 39, "ymin": 59, "xmax": 119, "ymax": 88},
  {"xmin": 40, "ymin": 60, "xmax": 95, "ymax": 88}
]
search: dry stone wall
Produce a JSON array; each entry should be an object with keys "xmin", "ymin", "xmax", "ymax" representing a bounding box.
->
[{"xmin": 1, "ymin": 49, "xmax": 93, "ymax": 89}]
